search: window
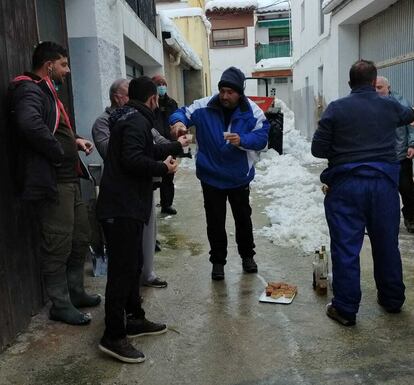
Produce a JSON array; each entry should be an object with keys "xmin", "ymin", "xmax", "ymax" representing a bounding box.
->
[
  {"xmin": 301, "ymin": 1, "xmax": 305, "ymax": 32},
  {"xmin": 126, "ymin": 58, "xmax": 143, "ymax": 79},
  {"xmin": 273, "ymin": 78, "xmax": 288, "ymax": 84},
  {"xmin": 212, "ymin": 28, "xmax": 246, "ymax": 47}
]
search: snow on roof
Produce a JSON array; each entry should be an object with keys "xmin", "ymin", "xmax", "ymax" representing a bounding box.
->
[
  {"xmin": 255, "ymin": 57, "xmax": 292, "ymax": 70},
  {"xmin": 160, "ymin": 8, "xmax": 211, "ymax": 34},
  {"xmin": 257, "ymin": 0, "xmax": 290, "ymax": 14},
  {"xmin": 205, "ymin": 0, "xmax": 258, "ymax": 12},
  {"xmin": 159, "ymin": 12, "xmax": 203, "ymax": 70}
]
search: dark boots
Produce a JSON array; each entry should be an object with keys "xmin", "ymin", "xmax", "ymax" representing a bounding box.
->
[
  {"xmin": 67, "ymin": 264, "xmax": 101, "ymax": 308},
  {"xmin": 43, "ymin": 273, "xmax": 91, "ymax": 325}
]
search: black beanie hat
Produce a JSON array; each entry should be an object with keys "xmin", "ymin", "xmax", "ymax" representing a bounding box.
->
[
  {"xmin": 218, "ymin": 67, "xmax": 246, "ymax": 95},
  {"xmin": 129, "ymin": 76, "xmax": 157, "ymax": 102}
]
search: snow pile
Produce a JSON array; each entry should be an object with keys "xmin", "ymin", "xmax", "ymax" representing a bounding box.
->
[
  {"xmin": 257, "ymin": 0, "xmax": 290, "ymax": 13},
  {"xmin": 160, "ymin": 8, "xmax": 211, "ymax": 34},
  {"xmin": 255, "ymin": 57, "xmax": 292, "ymax": 70},
  {"xmin": 205, "ymin": 0, "xmax": 258, "ymax": 12},
  {"xmin": 159, "ymin": 12, "xmax": 203, "ymax": 69},
  {"xmin": 253, "ymin": 99, "xmax": 329, "ymax": 253}
]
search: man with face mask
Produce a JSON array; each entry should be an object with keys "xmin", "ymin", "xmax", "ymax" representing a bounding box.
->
[
  {"xmin": 169, "ymin": 67, "xmax": 270, "ymax": 281},
  {"xmin": 8, "ymin": 41, "xmax": 100, "ymax": 326},
  {"xmin": 152, "ymin": 75, "xmax": 179, "ymax": 215},
  {"xmin": 96, "ymin": 76, "xmax": 181, "ymax": 363}
]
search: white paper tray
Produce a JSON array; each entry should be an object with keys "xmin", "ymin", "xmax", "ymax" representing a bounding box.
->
[{"xmin": 259, "ymin": 290, "xmax": 296, "ymax": 304}]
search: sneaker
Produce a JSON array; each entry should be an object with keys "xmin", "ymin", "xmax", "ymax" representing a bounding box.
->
[
  {"xmin": 404, "ymin": 219, "xmax": 414, "ymax": 233},
  {"xmin": 326, "ymin": 303, "xmax": 356, "ymax": 326},
  {"xmin": 99, "ymin": 336, "xmax": 145, "ymax": 363},
  {"xmin": 242, "ymin": 257, "xmax": 258, "ymax": 273},
  {"xmin": 126, "ymin": 317, "xmax": 167, "ymax": 338},
  {"xmin": 377, "ymin": 297, "xmax": 401, "ymax": 314},
  {"xmin": 161, "ymin": 206, "xmax": 177, "ymax": 215},
  {"xmin": 144, "ymin": 277, "xmax": 168, "ymax": 288},
  {"xmin": 211, "ymin": 264, "xmax": 225, "ymax": 280}
]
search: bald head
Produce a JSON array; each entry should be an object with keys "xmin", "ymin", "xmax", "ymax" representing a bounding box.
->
[
  {"xmin": 109, "ymin": 78, "xmax": 129, "ymax": 107},
  {"xmin": 375, "ymin": 76, "xmax": 390, "ymax": 97}
]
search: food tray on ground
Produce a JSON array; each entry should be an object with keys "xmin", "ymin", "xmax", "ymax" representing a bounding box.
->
[{"xmin": 259, "ymin": 282, "xmax": 297, "ymax": 305}]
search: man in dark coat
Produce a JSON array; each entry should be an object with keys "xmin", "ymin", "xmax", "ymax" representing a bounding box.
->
[
  {"xmin": 8, "ymin": 41, "xmax": 100, "ymax": 326},
  {"xmin": 152, "ymin": 75, "xmax": 180, "ymax": 215},
  {"xmin": 312, "ymin": 60, "xmax": 414, "ymax": 326},
  {"xmin": 97, "ymin": 76, "xmax": 180, "ymax": 363}
]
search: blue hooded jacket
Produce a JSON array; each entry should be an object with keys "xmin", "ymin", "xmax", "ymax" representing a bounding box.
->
[{"xmin": 170, "ymin": 94, "xmax": 269, "ymax": 189}]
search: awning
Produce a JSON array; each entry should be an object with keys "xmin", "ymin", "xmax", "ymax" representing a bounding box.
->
[{"xmin": 257, "ymin": 18, "xmax": 289, "ymax": 28}]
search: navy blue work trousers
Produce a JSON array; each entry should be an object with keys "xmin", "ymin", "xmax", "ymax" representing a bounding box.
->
[{"xmin": 324, "ymin": 169, "xmax": 405, "ymax": 315}]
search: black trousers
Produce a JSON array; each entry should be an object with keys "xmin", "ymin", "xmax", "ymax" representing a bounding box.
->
[
  {"xmin": 160, "ymin": 173, "xmax": 175, "ymax": 209},
  {"xmin": 101, "ymin": 217, "xmax": 145, "ymax": 339},
  {"xmin": 201, "ymin": 182, "xmax": 255, "ymax": 265},
  {"xmin": 399, "ymin": 158, "xmax": 414, "ymax": 220}
]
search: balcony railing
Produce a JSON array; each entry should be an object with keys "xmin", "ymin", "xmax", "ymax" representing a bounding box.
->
[
  {"xmin": 125, "ymin": 0, "xmax": 157, "ymax": 36},
  {"xmin": 256, "ymin": 42, "xmax": 291, "ymax": 61}
]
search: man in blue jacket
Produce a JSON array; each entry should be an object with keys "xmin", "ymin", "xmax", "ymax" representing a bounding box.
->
[
  {"xmin": 169, "ymin": 67, "xmax": 269, "ymax": 280},
  {"xmin": 376, "ymin": 76, "xmax": 414, "ymax": 233},
  {"xmin": 312, "ymin": 60, "xmax": 414, "ymax": 326}
]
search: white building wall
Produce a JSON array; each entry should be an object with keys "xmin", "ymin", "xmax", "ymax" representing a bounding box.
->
[
  {"xmin": 209, "ymin": 26, "xmax": 258, "ymax": 96},
  {"xmin": 291, "ymin": 0, "xmax": 397, "ymax": 138},
  {"xmin": 65, "ymin": 0, "xmax": 164, "ymax": 163}
]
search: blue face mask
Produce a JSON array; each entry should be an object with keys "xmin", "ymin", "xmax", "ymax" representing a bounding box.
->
[{"xmin": 157, "ymin": 85, "xmax": 167, "ymax": 96}]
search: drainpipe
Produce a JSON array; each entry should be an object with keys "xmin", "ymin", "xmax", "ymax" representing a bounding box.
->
[{"xmin": 170, "ymin": 52, "xmax": 182, "ymax": 66}]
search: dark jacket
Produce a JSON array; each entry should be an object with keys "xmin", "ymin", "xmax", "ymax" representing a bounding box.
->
[
  {"xmin": 312, "ymin": 85, "xmax": 414, "ymax": 167},
  {"xmin": 153, "ymin": 94, "xmax": 178, "ymax": 140},
  {"xmin": 96, "ymin": 100, "xmax": 181, "ymax": 223},
  {"xmin": 8, "ymin": 73, "xmax": 64, "ymax": 201}
]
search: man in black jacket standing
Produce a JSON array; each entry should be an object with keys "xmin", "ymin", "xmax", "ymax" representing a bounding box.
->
[
  {"xmin": 97, "ymin": 76, "xmax": 180, "ymax": 363},
  {"xmin": 152, "ymin": 75, "xmax": 179, "ymax": 215},
  {"xmin": 8, "ymin": 42, "xmax": 100, "ymax": 326}
]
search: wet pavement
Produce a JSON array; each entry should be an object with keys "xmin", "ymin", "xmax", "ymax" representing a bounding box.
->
[{"xmin": 1, "ymin": 157, "xmax": 414, "ymax": 385}]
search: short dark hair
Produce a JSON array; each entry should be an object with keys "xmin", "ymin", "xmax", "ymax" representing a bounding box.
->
[
  {"xmin": 349, "ymin": 60, "xmax": 377, "ymax": 88},
  {"xmin": 32, "ymin": 41, "xmax": 68, "ymax": 70},
  {"xmin": 128, "ymin": 76, "xmax": 157, "ymax": 102}
]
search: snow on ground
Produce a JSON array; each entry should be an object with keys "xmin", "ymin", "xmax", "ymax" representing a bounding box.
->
[{"xmin": 253, "ymin": 99, "xmax": 329, "ymax": 253}]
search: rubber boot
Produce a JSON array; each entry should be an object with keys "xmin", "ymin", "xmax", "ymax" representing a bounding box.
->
[
  {"xmin": 44, "ymin": 273, "xmax": 91, "ymax": 325},
  {"xmin": 67, "ymin": 264, "xmax": 101, "ymax": 308}
]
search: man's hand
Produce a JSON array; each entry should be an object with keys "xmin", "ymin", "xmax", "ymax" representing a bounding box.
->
[
  {"xmin": 170, "ymin": 122, "xmax": 188, "ymax": 139},
  {"xmin": 177, "ymin": 134, "xmax": 191, "ymax": 148},
  {"xmin": 163, "ymin": 155, "xmax": 178, "ymax": 174},
  {"xmin": 224, "ymin": 132, "xmax": 241, "ymax": 146},
  {"xmin": 76, "ymin": 138, "xmax": 94, "ymax": 155},
  {"xmin": 407, "ymin": 147, "xmax": 414, "ymax": 159}
]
